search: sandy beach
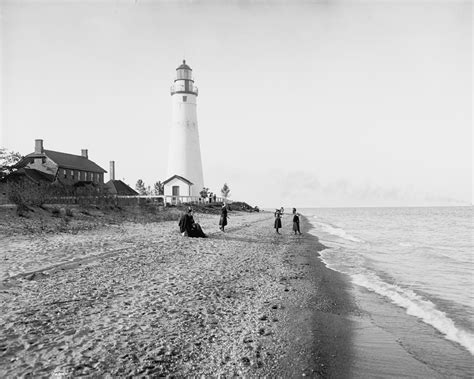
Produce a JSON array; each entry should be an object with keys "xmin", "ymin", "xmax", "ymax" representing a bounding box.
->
[{"xmin": 0, "ymin": 208, "xmax": 356, "ymax": 377}]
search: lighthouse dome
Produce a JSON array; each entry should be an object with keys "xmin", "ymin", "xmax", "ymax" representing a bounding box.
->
[{"xmin": 177, "ymin": 60, "xmax": 192, "ymax": 71}]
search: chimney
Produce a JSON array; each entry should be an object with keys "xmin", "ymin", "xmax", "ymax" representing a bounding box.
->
[
  {"xmin": 110, "ymin": 161, "xmax": 115, "ymax": 181},
  {"xmin": 35, "ymin": 139, "xmax": 43, "ymax": 154},
  {"xmin": 81, "ymin": 149, "xmax": 88, "ymax": 159}
]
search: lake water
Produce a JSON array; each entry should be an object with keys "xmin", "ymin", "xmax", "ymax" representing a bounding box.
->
[{"xmin": 303, "ymin": 206, "xmax": 473, "ymax": 377}]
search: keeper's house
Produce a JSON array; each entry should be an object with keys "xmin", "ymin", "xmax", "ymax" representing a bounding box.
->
[
  {"xmin": 163, "ymin": 174, "xmax": 194, "ymax": 204},
  {"xmin": 163, "ymin": 174, "xmax": 193, "ymax": 197},
  {"xmin": 16, "ymin": 139, "xmax": 107, "ymax": 185}
]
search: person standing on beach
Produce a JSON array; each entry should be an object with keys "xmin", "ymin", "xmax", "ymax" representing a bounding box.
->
[
  {"xmin": 274, "ymin": 209, "xmax": 282, "ymax": 234},
  {"xmin": 219, "ymin": 203, "xmax": 228, "ymax": 232},
  {"xmin": 292, "ymin": 208, "xmax": 302, "ymax": 235}
]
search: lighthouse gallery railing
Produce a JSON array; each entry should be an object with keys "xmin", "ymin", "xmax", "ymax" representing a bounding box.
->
[{"xmin": 170, "ymin": 84, "xmax": 198, "ymax": 95}]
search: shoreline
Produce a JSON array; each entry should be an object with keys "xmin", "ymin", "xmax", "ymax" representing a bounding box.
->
[
  {"xmin": 1, "ymin": 209, "xmax": 357, "ymax": 376},
  {"xmin": 306, "ymin": 208, "xmax": 474, "ymax": 378},
  {"xmin": 271, "ymin": 214, "xmax": 357, "ymax": 377}
]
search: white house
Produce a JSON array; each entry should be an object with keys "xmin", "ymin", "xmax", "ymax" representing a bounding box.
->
[{"xmin": 163, "ymin": 174, "xmax": 195, "ymax": 204}]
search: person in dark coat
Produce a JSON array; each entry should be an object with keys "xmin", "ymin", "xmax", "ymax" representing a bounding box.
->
[
  {"xmin": 274, "ymin": 209, "xmax": 282, "ymax": 234},
  {"xmin": 292, "ymin": 208, "xmax": 302, "ymax": 235},
  {"xmin": 178, "ymin": 207, "xmax": 207, "ymax": 238},
  {"xmin": 219, "ymin": 204, "xmax": 228, "ymax": 232}
]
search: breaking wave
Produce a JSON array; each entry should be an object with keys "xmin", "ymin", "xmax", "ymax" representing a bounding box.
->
[
  {"xmin": 313, "ymin": 219, "xmax": 365, "ymax": 243},
  {"xmin": 352, "ymin": 271, "xmax": 474, "ymax": 355}
]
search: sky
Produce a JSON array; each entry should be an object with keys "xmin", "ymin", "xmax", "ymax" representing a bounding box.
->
[{"xmin": 0, "ymin": 0, "xmax": 472, "ymax": 208}]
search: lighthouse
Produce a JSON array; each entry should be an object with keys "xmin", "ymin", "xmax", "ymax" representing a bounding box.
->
[{"xmin": 165, "ymin": 60, "xmax": 204, "ymax": 198}]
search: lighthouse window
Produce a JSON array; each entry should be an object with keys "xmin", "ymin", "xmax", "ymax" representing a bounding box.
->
[{"xmin": 183, "ymin": 96, "xmax": 187, "ymax": 102}]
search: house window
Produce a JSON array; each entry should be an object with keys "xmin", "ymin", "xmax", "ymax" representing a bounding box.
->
[
  {"xmin": 71, "ymin": 170, "xmax": 75, "ymax": 180},
  {"xmin": 63, "ymin": 169, "xmax": 67, "ymax": 179},
  {"xmin": 183, "ymin": 96, "xmax": 187, "ymax": 102},
  {"xmin": 172, "ymin": 186, "xmax": 180, "ymax": 196}
]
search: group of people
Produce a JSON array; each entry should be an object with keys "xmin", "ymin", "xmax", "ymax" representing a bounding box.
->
[
  {"xmin": 178, "ymin": 204, "xmax": 302, "ymax": 238},
  {"xmin": 178, "ymin": 203, "xmax": 229, "ymax": 238},
  {"xmin": 274, "ymin": 207, "xmax": 302, "ymax": 235}
]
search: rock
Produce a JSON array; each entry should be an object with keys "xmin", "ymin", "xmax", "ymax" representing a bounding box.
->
[{"xmin": 24, "ymin": 272, "xmax": 48, "ymax": 281}]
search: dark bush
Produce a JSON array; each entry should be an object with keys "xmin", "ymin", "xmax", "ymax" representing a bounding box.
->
[{"xmin": 7, "ymin": 181, "xmax": 52, "ymax": 208}]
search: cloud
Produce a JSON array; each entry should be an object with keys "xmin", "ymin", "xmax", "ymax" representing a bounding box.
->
[{"xmin": 273, "ymin": 170, "xmax": 468, "ymax": 207}]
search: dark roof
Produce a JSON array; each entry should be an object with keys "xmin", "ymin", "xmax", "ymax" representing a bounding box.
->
[
  {"xmin": 2, "ymin": 168, "xmax": 55, "ymax": 184},
  {"xmin": 25, "ymin": 168, "xmax": 56, "ymax": 183},
  {"xmin": 105, "ymin": 180, "xmax": 139, "ymax": 196},
  {"xmin": 163, "ymin": 174, "xmax": 193, "ymax": 185},
  {"xmin": 177, "ymin": 60, "xmax": 192, "ymax": 71},
  {"xmin": 11, "ymin": 156, "xmax": 34, "ymax": 169},
  {"xmin": 24, "ymin": 150, "xmax": 106, "ymax": 173}
]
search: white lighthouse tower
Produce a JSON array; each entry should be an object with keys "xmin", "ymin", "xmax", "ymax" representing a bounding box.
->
[{"xmin": 166, "ymin": 60, "xmax": 204, "ymax": 198}]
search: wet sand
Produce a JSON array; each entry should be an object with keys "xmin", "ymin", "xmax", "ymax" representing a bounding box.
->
[{"xmin": 0, "ymin": 210, "xmax": 356, "ymax": 377}]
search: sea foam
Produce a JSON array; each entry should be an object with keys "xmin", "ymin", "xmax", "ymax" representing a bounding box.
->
[
  {"xmin": 313, "ymin": 219, "xmax": 365, "ymax": 243},
  {"xmin": 352, "ymin": 271, "xmax": 474, "ymax": 356}
]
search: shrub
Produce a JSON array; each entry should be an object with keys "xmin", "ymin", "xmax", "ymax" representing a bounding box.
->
[{"xmin": 7, "ymin": 180, "xmax": 52, "ymax": 208}]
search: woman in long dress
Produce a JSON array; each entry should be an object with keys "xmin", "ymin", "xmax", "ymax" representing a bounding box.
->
[
  {"xmin": 179, "ymin": 207, "xmax": 207, "ymax": 238},
  {"xmin": 292, "ymin": 208, "xmax": 302, "ymax": 235},
  {"xmin": 219, "ymin": 204, "xmax": 228, "ymax": 232},
  {"xmin": 274, "ymin": 209, "xmax": 282, "ymax": 234}
]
